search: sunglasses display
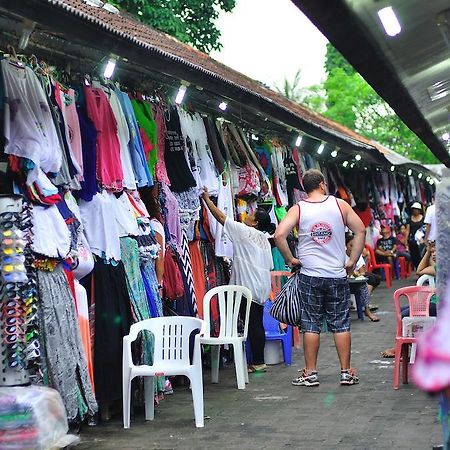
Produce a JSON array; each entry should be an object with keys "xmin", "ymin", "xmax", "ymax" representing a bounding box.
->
[{"xmin": 0, "ymin": 200, "xmax": 41, "ymax": 378}]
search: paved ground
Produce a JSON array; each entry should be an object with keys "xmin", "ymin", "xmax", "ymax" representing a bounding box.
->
[{"xmin": 74, "ymin": 277, "xmax": 442, "ymax": 450}]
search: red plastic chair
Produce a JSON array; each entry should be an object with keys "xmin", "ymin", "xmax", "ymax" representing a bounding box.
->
[
  {"xmin": 365, "ymin": 244, "xmax": 392, "ymax": 288},
  {"xmin": 392, "ymin": 286, "xmax": 435, "ymax": 390},
  {"xmin": 398, "ymin": 256, "xmax": 407, "ymax": 279},
  {"xmin": 270, "ymin": 271, "xmax": 291, "ymax": 301}
]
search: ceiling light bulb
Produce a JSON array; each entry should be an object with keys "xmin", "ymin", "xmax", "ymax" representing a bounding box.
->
[
  {"xmin": 377, "ymin": 6, "xmax": 401, "ymax": 37},
  {"xmin": 430, "ymin": 179, "xmax": 434, "ymax": 185},
  {"xmin": 407, "ymin": 169, "xmax": 412, "ymax": 176},
  {"xmin": 390, "ymin": 165, "xmax": 395, "ymax": 172},
  {"xmin": 418, "ymin": 173, "xmax": 423, "ymax": 179},
  {"xmin": 295, "ymin": 135, "xmax": 302, "ymax": 147},
  {"xmin": 175, "ymin": 84, "xmax": 187, "ymax": 105},
  {"xmin": 343, "ymin": 161, "xmax": 349, "ymax": 168},
  {"xmin": 317, "ymin": 143, "xmax": 325, "ymax": 155},
  {"xmin": 218, "ymin": 101, "xmax": 227, "ymax": 111},
  {"xmin": 103, "ymin": 57, "xmax": 117, "ymax": 79},
  {"xmin": 355, "ymin": 154, "xmax": 362, "ymax": 161},
  {"xmin": 442, "ymin": 132, "xmax": 450, "ymax": 141},
  {"xmin": 331, "ymin": 150, "xmax": 338, "ymax": 158}
]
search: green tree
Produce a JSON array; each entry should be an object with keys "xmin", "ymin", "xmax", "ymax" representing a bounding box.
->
[
  {"xmin": 108, "ymin": 0, "xmax": 235, "ymax": 53},
  {"xmin": 317, "ymin": 44, "xmax": 439, "ymax": 164},
  {"xmin": 275, "ymin": 69, "xmax": 326, "ymax": 113}
]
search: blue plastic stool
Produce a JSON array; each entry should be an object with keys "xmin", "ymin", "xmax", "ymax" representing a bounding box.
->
[{"xmin": 247, "ymin": 301, "xmax": 293, "ymax": 365}]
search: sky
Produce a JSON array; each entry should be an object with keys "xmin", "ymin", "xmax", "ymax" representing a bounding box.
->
[{"xmin": 211, "ymin": 0, "xmax": 328, "ymax": 91}]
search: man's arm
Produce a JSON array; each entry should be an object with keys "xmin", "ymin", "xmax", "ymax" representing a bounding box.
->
[
  {"xmin": 201, "ymin": 187, "xmax": 226, "ymax": 225},
  {"xmin": 274, "ymin": 205, "xmax": 301, "ymax": 268},
  {"xmin": 339, "ymin": 200, "xmax": 366, "ymax": 274}
]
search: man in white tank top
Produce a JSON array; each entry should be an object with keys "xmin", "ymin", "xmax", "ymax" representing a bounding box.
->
[{"xmin": 274, "ymin": 169, "xmax": 365, "ymax": 387}]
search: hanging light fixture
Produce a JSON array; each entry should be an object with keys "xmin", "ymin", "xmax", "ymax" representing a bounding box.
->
[
  {"xmin": 390, "ymin": 165, "xmax": 395, "ymax": 172},
  {"xmin": 295, "ymin": 135, "xmax": 303, "ymax": 147},
  {"xmin": 407, "ymin": 169, "xmax": 413, "ymax": 176},
  {"xmin": 418, "ymin": 173, "xmax": 423, "ymax": 179},
  {"xmin": 317, "ymin": 142, "xmax": 325, "ymax": 155},
  {"xmin": 342, "ymin": 161, "xmax": 349, "ymax": 168},
  {"xmin": 175, "ymin": 82, "xmax": 188, "ymax": 105},
  {"xmin": 377, "ymin": 6, "xmax": 401, "ymax": 37},
  {"xmin": 103, "ymin": 55, "xmax": 118, "ymax": 79},
  {"xmin": 355, "ymin": 154, "xmax": 362, "ymax": 161},
  {"xmin": 331, "ymin": 149, "xmax": 338, "ymax": 158},
  {"xmin": 218, "ymin": 101, "xmax": 228, "ymax": 111}
]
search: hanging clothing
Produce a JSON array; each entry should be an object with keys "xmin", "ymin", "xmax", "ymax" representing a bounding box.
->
[
  {"xmin": 63, "ymin": 88, "xmax": 84, "ymax": 180},
  {"xmin": 79, "ymin": 191, "xmax": 121, "ymax": 261},
  {"xmin": 189, "ymin": 240, "xmax": 206, "ymax": 319},
  {"xmin": 178, "ymin": 230, "xmax": 198, "ymax": 317},
  {"xmin": 116, "ymin": 90, "xmax": 152, "ymax": 187},
  {"xmin": 91, "ymin": 259, "xmax": 133, "ymax": 405},
  {"xmin": 164, "ymin": 106, "xmax": 196, "ymax": 192},
  {"xmin": 107, "ymin": 89, "xmax": 136, "ymax": 190},
  {"xmin": 37, "ymin": 266, "xmax": 97, "ymax": 421},
  {"xmin": 1, "ymin": 60, "xmax": 63, "ymax": 184},
  {"xmin": 84, "ymin": 86, "xmax": 123, "ymax": 191},
  {"xmin": 130, "ymin": 99, "xmax": 158, "ymax": 177},
  {"xmin": 153, "ymin": 105, "xmax": 170, "ymax": 185},
  {"xmin": 31, "ymin": 205, "xmax": 71, "ymax": 259},
  {"xmin": 76, "ymin": 106, "xmax": 98, "ymax": 201}
]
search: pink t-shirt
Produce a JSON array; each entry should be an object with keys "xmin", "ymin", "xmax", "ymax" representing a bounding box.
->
[{"xmin": 85, "ymin": 87, "xmax": 123, "ymax": 191}]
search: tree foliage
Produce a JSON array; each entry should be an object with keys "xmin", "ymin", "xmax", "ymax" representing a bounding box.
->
[
  {"xmin": 309, "ymin": 43, "xmax": 439, "ymax": 164},
  {"xmin": 275, "ymin": 69, "xmax": 326, "ymax": 113},
  {"xmin": 108, "ymin": 0, "xmax": 236, "ymax": 53}
]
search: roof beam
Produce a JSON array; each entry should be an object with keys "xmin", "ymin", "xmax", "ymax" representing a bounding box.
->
[{"xmin": 291, "ymin": 0, "xmax": 450, "ymax": 167}]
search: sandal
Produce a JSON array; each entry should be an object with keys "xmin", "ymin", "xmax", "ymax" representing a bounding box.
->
[
  {"xmin": 248, "ymin": 364, "xmax": 267, "ymax": 373},
  {"xmin": 380, "ymin": 349, "xmax": 395, "ymax": 358}
]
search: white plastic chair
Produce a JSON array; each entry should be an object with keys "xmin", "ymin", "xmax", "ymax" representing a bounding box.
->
[
  {"xmin": 416, "ymin": 274, "xmax": 435, "ymax": 287},
  {"xmin": 200, "ymin": 285, "xmax": 252, "ymax": 390},
  {"xmin": 122, "ymin": 316, "xmax": 206, "ymax": 429}
]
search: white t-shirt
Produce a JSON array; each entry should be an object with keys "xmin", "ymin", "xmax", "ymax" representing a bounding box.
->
[
  {"xmin": 224, "ymin": 218, "xmax": 273, "ymax": 304},
  {"xmin": 424, "ymin": 204, "xmax": 436, "ymax": 242}
]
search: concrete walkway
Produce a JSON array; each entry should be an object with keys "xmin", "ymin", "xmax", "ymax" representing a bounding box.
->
[{"xmin": 76, "ymin": 277, "xmax": 442, "ymax": 450}]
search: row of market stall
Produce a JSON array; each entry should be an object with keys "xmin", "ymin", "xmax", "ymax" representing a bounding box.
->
[{"xmin": 0, "ymin": 0, "xmax": 441, "ymax": 427}]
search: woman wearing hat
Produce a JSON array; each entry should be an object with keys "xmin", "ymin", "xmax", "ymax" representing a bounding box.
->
[{"xmin": 406, "ymin": 202, "xmax": 424, "ymax": 269}]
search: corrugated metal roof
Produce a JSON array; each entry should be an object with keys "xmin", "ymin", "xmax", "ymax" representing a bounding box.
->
[{"xmin": 43, "ymin": 0, "xmax": 381, "ymax": 152}]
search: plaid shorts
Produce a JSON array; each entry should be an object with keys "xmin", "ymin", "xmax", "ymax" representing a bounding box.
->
[{"xmin": 299, "ymin": 274, "xmax": 351, "ymax": 334}]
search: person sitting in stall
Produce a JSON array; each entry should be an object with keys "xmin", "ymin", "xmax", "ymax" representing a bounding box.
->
[
  {"xmin": 375, "ymin": 225, "xmax": 397, "ymax": 276},
  {"xmin": 395, "ymin": 224, "xmax": 411, "ymax": 262},
  {"xmin": 380, "ymin": 242, "xmax": 437, "ymax": 358},
  {"xmin": 346, "ymin": 233, "xmax": 379, "ymax": 322}
]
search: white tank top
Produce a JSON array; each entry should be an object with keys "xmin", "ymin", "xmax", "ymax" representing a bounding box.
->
[{"xmin": 296, "ymin": 196, "xmax": 346, "ymax": 278}]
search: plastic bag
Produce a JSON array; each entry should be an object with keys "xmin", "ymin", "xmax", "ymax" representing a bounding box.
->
[{"xmin": 0, "ymin": 386, "xmax": 79, "ymax": 450}]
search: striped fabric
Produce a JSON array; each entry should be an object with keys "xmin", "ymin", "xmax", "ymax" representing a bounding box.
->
[
  {"xmin": 180, "ymin": 230, "xmax": 198, "ymax": 317},
  {"xmin": 270, "ymin": 271, "xmax": 302, "ymax": 326}
]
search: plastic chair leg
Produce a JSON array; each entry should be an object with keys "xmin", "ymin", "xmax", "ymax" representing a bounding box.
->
[
  {"xmin": 393, "ymin": 342, "xmax": 402, "ymax": 390},
  {"xmin": 385, "ymin": 267, "xmax": 392, "ymax": 289},
  {"xmin": 402, "ymin": 345, "xmax": 409, "ymax": 385},
  {"xmin": 233, "ymin": 342, "xmax": 246, "ymax": 389},
  {"xmin": 190, "ymin": 369, "xmax": 204, "ymax": 428},
  {"xmin": 282, "ymin": 336, "xmax": 292, "ymax": 366},
  {"xmin": 122, "ymin": 370, "xmax": 132, "ymax": 428},
  {"xmin": 210, "ymin": 345, "xmax": 220, "ymax": 384},
  {"xmin": 245, "ymin": 338, "xmax": 252, "ymax": 364},
  {"xmin": 243, "ymin": 344, "xmax": 249, "ymax": 384},
  {"xmin": 144, "ymin": 376, "xmax": 155, "ymax": 421}
]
